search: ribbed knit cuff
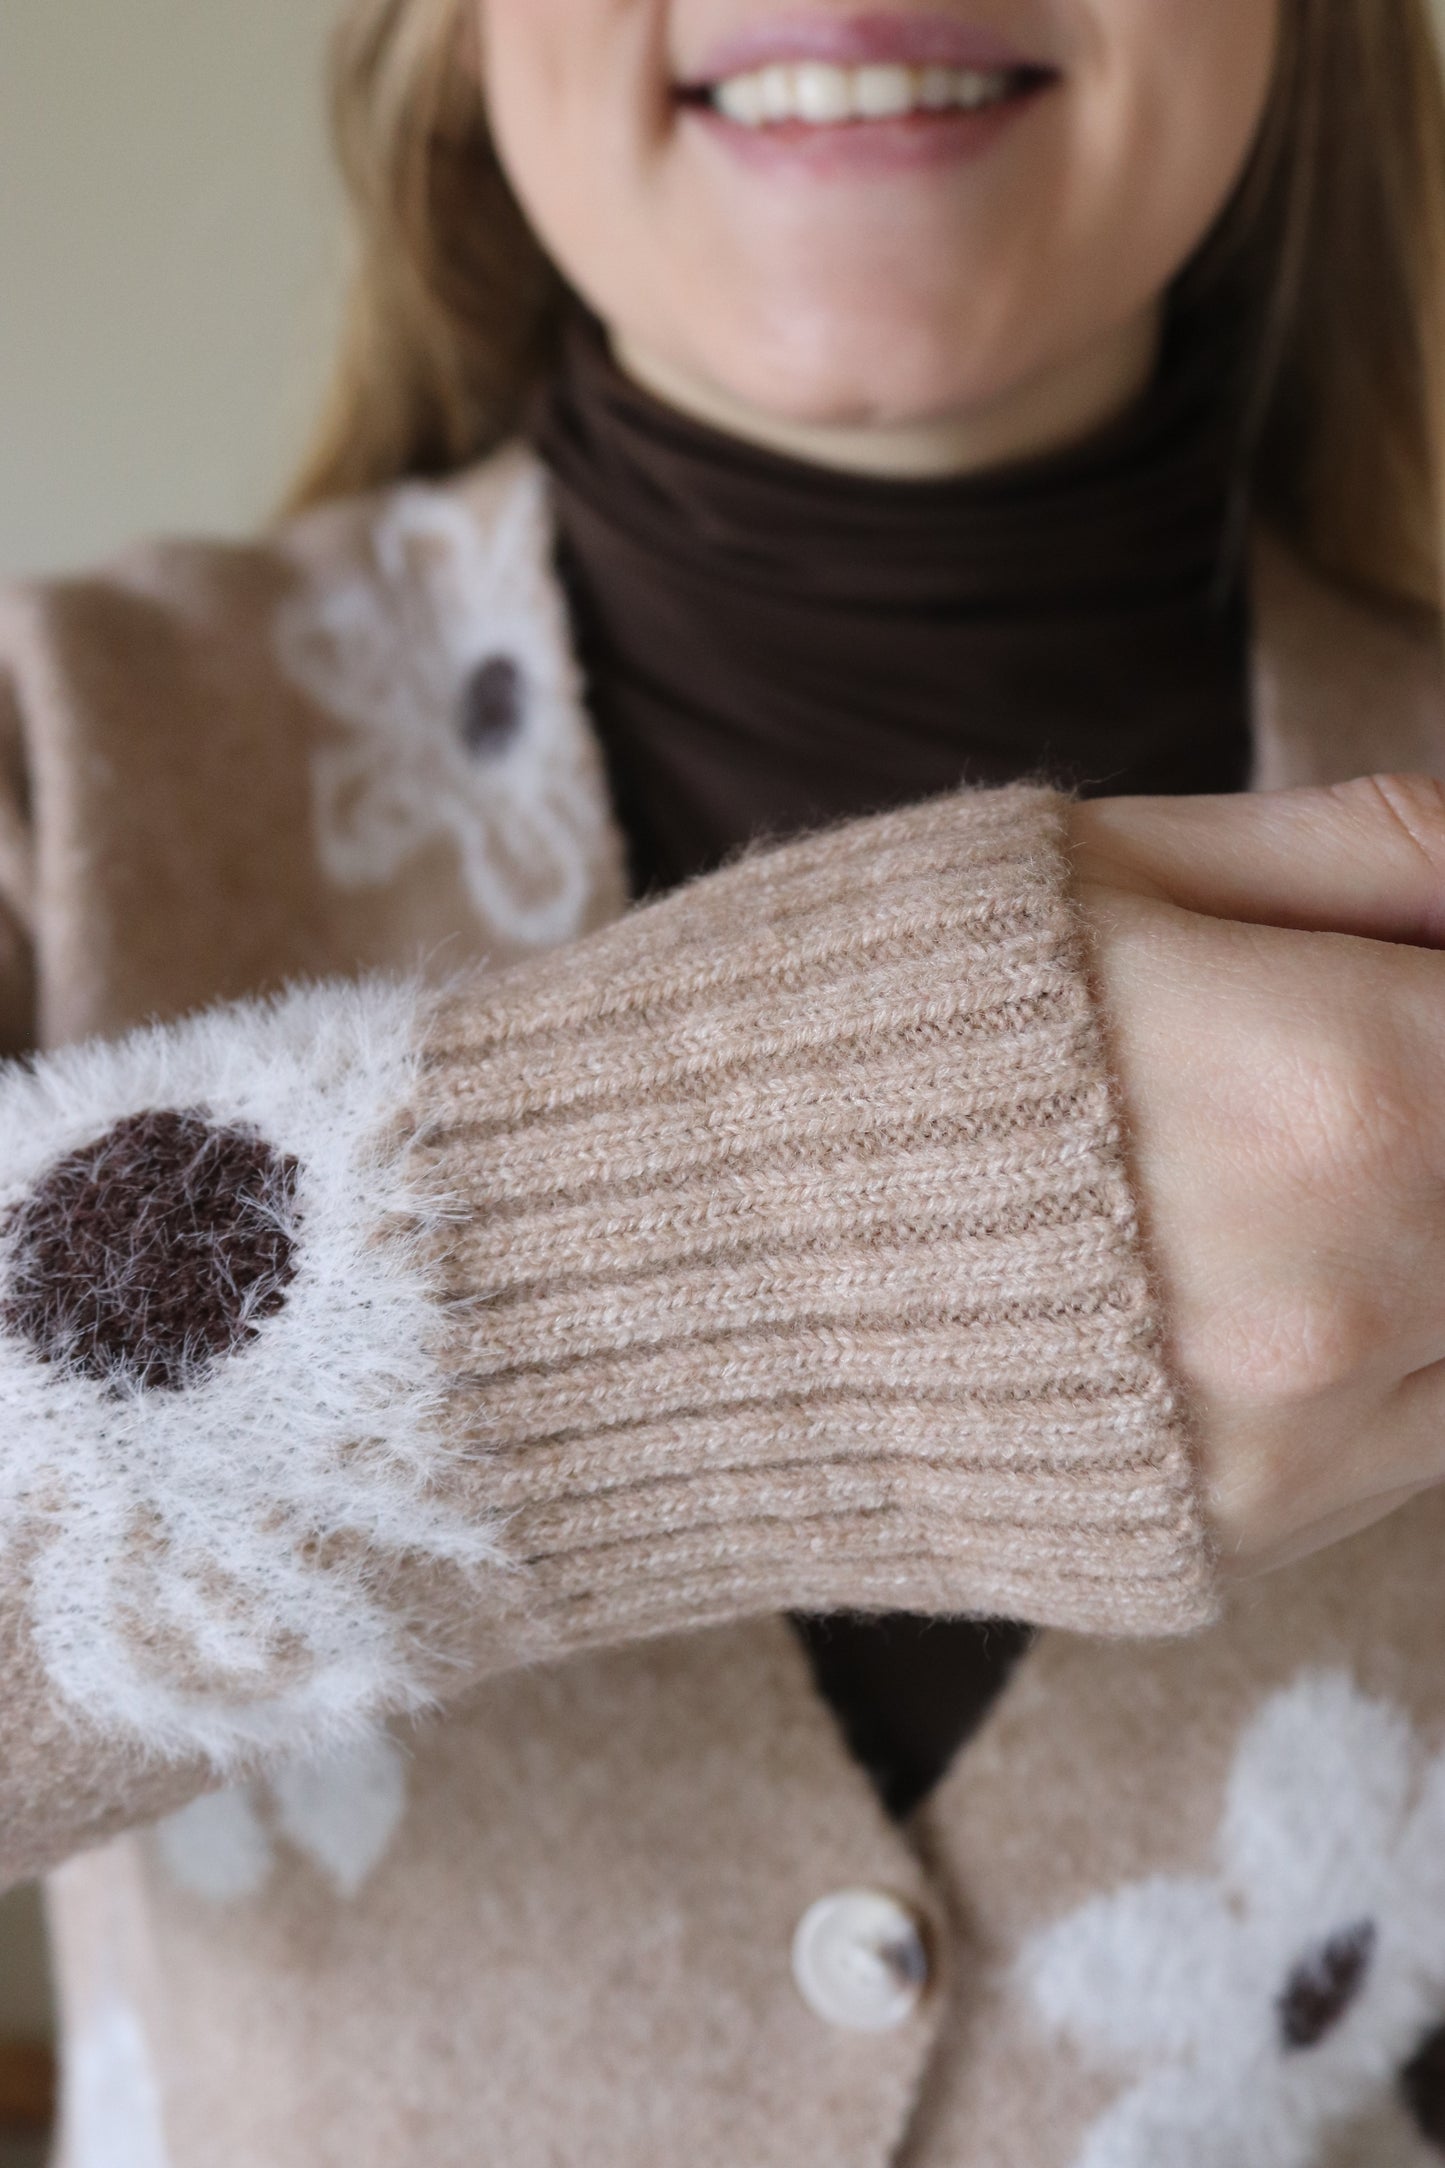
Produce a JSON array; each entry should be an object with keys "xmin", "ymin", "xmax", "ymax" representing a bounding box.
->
[{"xmin": 412, "ymin": 784, "xmax": 1218, "ymax": 1648}]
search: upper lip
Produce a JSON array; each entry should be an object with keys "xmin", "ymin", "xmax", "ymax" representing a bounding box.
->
[{"xmin": 682, "ymin": 11, "xmax": 1053, "ymax": 85}]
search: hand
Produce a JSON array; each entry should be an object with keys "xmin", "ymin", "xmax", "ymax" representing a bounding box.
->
[{"xmin": 1068, "ymin": 775, "xmax": 1445, "ymax": 1578}]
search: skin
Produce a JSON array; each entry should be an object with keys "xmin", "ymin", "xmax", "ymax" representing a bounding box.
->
[
  {"xmin": 1070, "ymin": 780, "xmax": 1445, "ymax": 1577},
  {"xmin": 475, "ymin": 0, "xmax": 1281, "ymax": 474},
  {"xmin": 473, "ymin": 0, "xmax": 1445, "ymax": 1579}
]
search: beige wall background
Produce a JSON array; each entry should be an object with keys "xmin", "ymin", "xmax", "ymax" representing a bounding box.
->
[{"xmin": 0, "ymin": 0, "xmax": 345, "ymax": 578}]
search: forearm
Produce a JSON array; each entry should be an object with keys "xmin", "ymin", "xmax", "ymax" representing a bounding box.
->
[
  {"xmin": 0, "ymin": 782, "xmax": 1216, "ymax": 1885},
  {"xmin": 420, "ymin": 782, "xmax": 1215, "ymax": 1647}
]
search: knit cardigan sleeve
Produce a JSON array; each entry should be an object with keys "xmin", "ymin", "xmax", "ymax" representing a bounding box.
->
[{"xmin": 0, "ymin": 772, "xmax": 1220, "ymax": 1886}]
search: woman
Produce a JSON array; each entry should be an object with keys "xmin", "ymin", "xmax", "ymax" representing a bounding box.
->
[{"xmin": 4, "ymin": 0, "xmax": 1445, "ymax": 2159}]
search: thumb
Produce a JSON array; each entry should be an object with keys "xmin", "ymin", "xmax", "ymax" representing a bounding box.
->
[{"xmin": 1068, "ymin": 774, "xmax": 1445, "ymax": 949}]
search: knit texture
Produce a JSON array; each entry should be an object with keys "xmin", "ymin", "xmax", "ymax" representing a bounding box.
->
[
  {"xmin": 4, "ymin": 462, "xmax": 1444, "ymax": 2168},
  {"xmin": 0, "ymin": 975, "xmax": 501, "ymax": 1802},
  {"xmin": 414, "ymin": 781, "xmax": 1216, "ymax": 1646},
  {"xmin": 0, "ymin": 783, "xmax": 1214, "ymax": 1890}
]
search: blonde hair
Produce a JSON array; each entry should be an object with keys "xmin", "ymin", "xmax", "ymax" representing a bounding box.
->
[{"xmin": 290, "ymin": 0, "xmax": 1445, "ymax": 618}]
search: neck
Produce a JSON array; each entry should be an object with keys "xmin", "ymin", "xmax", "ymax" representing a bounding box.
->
[{"xmin": 609, "ymin": 310, "xmax": 1163, "ymax": 481}]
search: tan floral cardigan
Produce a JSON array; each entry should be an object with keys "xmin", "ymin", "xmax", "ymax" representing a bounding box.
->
[{"xmin": 1, "ymin": 443, "xmax": 1444, "ymax": 2167}]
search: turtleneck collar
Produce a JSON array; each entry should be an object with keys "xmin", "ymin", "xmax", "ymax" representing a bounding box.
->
[{"xmin": 531, "ymin": 300, "xmax": 1253, "ymax": 897}]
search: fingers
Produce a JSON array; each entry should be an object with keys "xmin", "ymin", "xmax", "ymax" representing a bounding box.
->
[
  {"xmin": 1080, "ymin": 889, "xmax": 1445, "ymax": 1290},
  {"xmin": 1220, "ymin": 1479, "xmax": 1437, "ymax": 1581},
  {"xmin": 1383, "ymin": 1356, "xmax": 1445, "ymax": 1489},
  {"xmin": 1068, "ymin": 773, "xmax": 1445, "ymax": 950},
  {"xmin": 1068, "ymin": 782, "xmax": 1445, "ymax": 1578},
  {"xmin": 1203, "ymin": 1346, "xmax": 1445, "ymax": 1578}
]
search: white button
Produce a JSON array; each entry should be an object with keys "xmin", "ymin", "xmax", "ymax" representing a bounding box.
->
[{"xmin": 791, "ymin": 1888, "xmax": 932, "ymax": 2031}]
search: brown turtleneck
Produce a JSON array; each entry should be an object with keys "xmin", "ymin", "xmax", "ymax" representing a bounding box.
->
[{"xmin": 531, "ymin": 303, "xmax": 1253, "ymax": 1819}]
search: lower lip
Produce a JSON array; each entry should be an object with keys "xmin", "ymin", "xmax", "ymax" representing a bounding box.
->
[{"xmin": 682, "ymin": 85, "xmax": 1049, "ymax": 178}]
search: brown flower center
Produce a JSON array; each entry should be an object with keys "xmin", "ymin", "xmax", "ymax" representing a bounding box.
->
[
  {"xmin": 1276, "ymin": 1921, "xmax": 1377, "ymax": 2052},
  {"xmin": 1402, "ymin": 2023, "xmax": 1445, "ymax": 2151},
  {"xmin": 2, "ymin": 1108, "xmax": 301, "ymax": 1391}
]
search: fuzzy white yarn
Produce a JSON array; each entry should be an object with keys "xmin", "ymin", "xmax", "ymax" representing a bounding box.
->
[
  {"xmin": 0, "ymin": 976, "xmax": 502, "ymax": 1766},
  {"xmin": 150, "ymin": 1785, "xmax": 275, "ymax": 1904},
  {"xmin": 277, "ymin": 445, "xmax": 618, "ymax": 955},
  {"xmin": 1021, "ymin": 1671, "xmax": 1445, "ymax": 2168},
  {"xmin": 153, "ymin": 1730, "xmax": 409, "ymax": 1900},
  {"xmin": 63, "ymin": 1992, "xmax": 171, "ymax": 2168}
]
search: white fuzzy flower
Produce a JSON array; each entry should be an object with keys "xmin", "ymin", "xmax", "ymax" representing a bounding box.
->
[
  {"xmin": 277, "ymin": 446, "xmax": 619, "ymax": 954},
  {"xmin": 0, "ymin": 977, "xmax": 501, "ymax": 1767},
  {"xmin": 1020, "ymin": 1671, "xmax": 1445, "ymax": 2168},
  {"xmin": 153, "ymin": 1729, "xmax": 410, "ymax": 1901},
  {"xmin": 64, "ymin": 1991, "xmax": 171, "ymax": 2168}
]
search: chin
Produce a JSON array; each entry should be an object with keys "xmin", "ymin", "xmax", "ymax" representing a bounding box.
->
[{"xmin": 701, "ymin": 303, "xmax": 1010, "ymax": 432}]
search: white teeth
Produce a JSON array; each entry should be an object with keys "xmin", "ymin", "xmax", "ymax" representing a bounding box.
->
[
  {"xmin": 852, "ymin": 62, "xmax": 914, "ymax": 118},
  {"xmin": 715, "ymin": 71, "xmax": 768, "ymax": 125},
  {"xmin": 758, "ymin": 62, "xmax": 796, "ymax": 120},
  {"xmin": 917, "ymin": 64, "xmax": 960, "ymax": 110},
  {"xmin": 793, "ymin": 59, "xmax": 854, "ymax": 123},
  {"xmin": 708, "ymin": 60, "xmax": 1015, "ymax": 128},
  {"xmin": 955, "ymin": 68, "xmax": 1000, "ymax": 109}
]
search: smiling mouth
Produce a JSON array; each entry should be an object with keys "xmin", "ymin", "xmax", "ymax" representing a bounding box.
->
[{"xmin": 680, "ymin": 58, "xmax": 1057, "ymax": 130}]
